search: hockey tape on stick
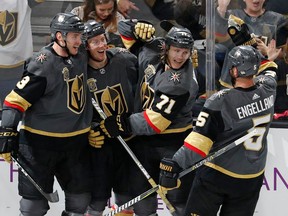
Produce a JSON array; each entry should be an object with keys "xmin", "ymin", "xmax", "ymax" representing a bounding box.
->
[
  {"xmin": 91, "ymin": 98, "xmax": 176, "ymax": 214},
  {"xmin": 12, "ymin": 155, "xmax": 59, "ymax": 202},
  {"xmin": 178, "ymin": 128, "xmax": 258, "ymax": 178},
  {"xmin": 104, "ymin": 186, "xmax": 159, "ymax": 216}
]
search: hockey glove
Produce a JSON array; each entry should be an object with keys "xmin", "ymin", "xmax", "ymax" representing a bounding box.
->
[
  {"xmin": 159, "ymin": 157, "xmax": 182, "ymax": 194},
  {"xmin": 100, "ymin": 114, "xmax": 132, "ymax": 138},
  {"xmin": 134, "ymin": 21, "xmax": 155, "ymax": 41},
  {"xmin": 227, "ymin": 15, "xmax": 257, "ymax": 47},
  {"xmin": 89, "ymin": 123, "xmax": 105, "ymax": 148},
  {"xmin": 0, "ymin": 127, "xmax": 19, "ymax": 163}
]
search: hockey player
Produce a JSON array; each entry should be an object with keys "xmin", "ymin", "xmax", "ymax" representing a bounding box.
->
[
  {"xmin": 83, "ymin": 20, "xmax": 138, "ymax": 215},
  {"xmin": 0, "ymin": 13, "xmax": 93, "ymax": 216},
  {"xmin": 99, "ymin": 20, "xmax": 199, "ymax": 216},
  {"xmin": 159, "ymin": 45, "xmax": 277, "ymax": 216}
]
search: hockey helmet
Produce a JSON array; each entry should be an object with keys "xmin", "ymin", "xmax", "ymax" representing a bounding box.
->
[
  {"xmin": 165, "ymin": 26, "xmax": 194, "ymax": 49},
  {"xmin": 227, "ymin": 45, "xmax": 261, "ymax": 77},
  {"xmin": 50, "ymin": 12, "xmax": 84, "ymax": 41},
  {"xmin": 84, "ymin": 20, "xmax": 106, "ymax": 40}
]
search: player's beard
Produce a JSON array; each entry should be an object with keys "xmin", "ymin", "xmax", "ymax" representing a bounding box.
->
[{"xmin": 89, "ymin": 51, "xmax": 107, "ymax": 66}]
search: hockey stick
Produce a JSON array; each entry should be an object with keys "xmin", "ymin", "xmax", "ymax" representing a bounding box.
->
[
  {"xmin": 178, "ymin": 128, "xmax": 257, "ymax": 178},
  {"xmin": 104, "ymin": 185, "xmax": 159, "ymax": 216},
  {"xmin": 105, "ymin": 128, "xmax": 257, "ymax": 216},
  {"xmin": 12, "ymin": 155, "xmax": 59, "ymax": 203},
  {"xmin": 91, "ymin": 98, "xmax": 176, "ymax": 214}
]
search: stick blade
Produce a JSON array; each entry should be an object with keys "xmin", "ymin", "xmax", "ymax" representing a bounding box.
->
[{"xmin": 46, "ymin": 190, "xmax": 59, "ymax": 203}]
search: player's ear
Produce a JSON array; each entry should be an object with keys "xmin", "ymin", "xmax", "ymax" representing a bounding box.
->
[{"xmin": 229, "ymin": 67, "xmax": 238, "ymax": 78}]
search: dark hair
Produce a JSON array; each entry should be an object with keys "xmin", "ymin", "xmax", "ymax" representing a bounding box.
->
[{"xmin": 83, "ymin": 0, "xmax": 118, "ymax": 33}]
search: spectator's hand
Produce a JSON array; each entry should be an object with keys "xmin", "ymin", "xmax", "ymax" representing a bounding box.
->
[
  {"xmin": 266, "ymin": 39, "xmax": 281, "ymax": 61},
  {"xmin": 117, "ymin": 0, "xmax": 139, "ymax": 18},
  {"xmin": 100, "ymin": 114, "xmax": 131, "ymax": 138},
  {"xmin": 159, "ymin": 158, "xmax": 182, "ymax": 194},
  {"xmin": 255, "ymin": 37, "xmax": 268, "ymax": 57},
  {"xmin": 134, "ymin": 21, "xmax": 155, "ymax": 41},
  {"xmin": 217, "ymin": 0, "xmax": 231, "ymax": 16},
  {"xmin": 0, "ymin": 127, "xmax": 19, "ymax": 163}
]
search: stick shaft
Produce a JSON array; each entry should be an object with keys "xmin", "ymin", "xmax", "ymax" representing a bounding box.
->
[
  {"xmin": 12, "ymin": 156, "xmax": 59, "ymax": 202},
  {"xmin": 91, "ymin": 98, "xmax": 175, "ymax": 213},
  {"xmin": 179, "ymin": 129, "xmax": 257, "ymax": 178}
]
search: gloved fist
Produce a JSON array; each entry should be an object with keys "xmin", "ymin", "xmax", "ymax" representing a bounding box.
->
[
  {"xmin": 159, "ymin": 158, "xmax": 182, "ymax": 193},
  {"xmin": 227, "ymin": 15, "xmax": 256, "ymax": 47},
  {"xmin": 89, "ymin": 129, "xmax": 105, "ymax": 148},
  {"xmin": 134, "ymin": 21, "xmax": 155, "ymax": 41},
  {"xmin": 0, "ymin": 153, "xmax": 12, "ymax": 163},
  {"xmin": 0, "ymin": 127, "xmax": 19, "ymax": 163},
  {"xmin": 100, "ymin": 114, "xmax": 131, "ymax": 138}
]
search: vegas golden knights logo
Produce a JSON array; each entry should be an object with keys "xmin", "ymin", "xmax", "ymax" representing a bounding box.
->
[
  {"xmin": 140, "ymin": 76, "xmax": 155, "ymax": 110},
  {"xmin": 94, "ymin": 84, "xmax": 128, "ymax": 117},
  {"xmin": 0, "ymin": 10, "xmax": 17, "ymax": 46},
  {"xmin": 67, "ymin": 74, "xmax": 85, "ymax": 114}
]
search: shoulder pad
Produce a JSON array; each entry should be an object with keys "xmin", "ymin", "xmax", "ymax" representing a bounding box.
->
[{"xmin": 205, "ymin": 89, "xmax": 230, "ymax": 110}]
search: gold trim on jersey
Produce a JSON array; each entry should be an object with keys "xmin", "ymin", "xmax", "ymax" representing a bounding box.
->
[
  {"xmin": 184, "ymin": 132, "xmax": 213, "ymax": 156},
  {"xmin": 160, "ymin": 124, "xmax": 193, "ymax": 134},
  {"xmin": 258, "ymin": 61, "xmax": 278, "ymax": 74},
  {"xmin": 5, "ymin": 90, "xmax": 31, "ymax": 111},
  {"xmin": 0, "ymin": 61, "xmax": 24, "ymax": 68},
  {"xmin": 145, "ymin": 109, "xmax": 171, "ymax": 132},
  {"xmin": 121, "ymin": 36, "xmax": 136, "ymax": 50},
  {"xmin": 21, "ymin": 125, "xmax": 90, "ymax": 137},
  {"xmin": 205, "ymin": 162, "xmax": 265, "ymax": 179}
]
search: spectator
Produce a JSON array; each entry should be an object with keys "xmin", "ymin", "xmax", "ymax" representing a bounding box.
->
[
  {"xmin": 0, "ymin": 12, "xmax": 93, "ymax": 216},
  {"xmin": 0, "ymin": 0, "xmax": 44, "ymax": 117},
  {"xmin": 117, "ymin": 0, "xmax": 139, "ymax": 18},
  {"xmin": 71, "ymin": 0, "xmax": 125, "ymax": 48},
  {"xmin": 273, "ymin": 38, "xmax": 288, "ymax": 120},
  {"xmin": 215, "ymin": 0, "xmax": 288, "ymax": 48}
]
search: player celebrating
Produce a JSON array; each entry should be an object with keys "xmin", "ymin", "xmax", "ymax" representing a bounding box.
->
[
  {"xmin": 99, "ymin": 19, "xmax": 199, "ymax": 216},
  {"xmin": 0, "ymin": 13, "xmax": 93, "ymax": 216},
  {"xmin": 83, "ymin": 20, "xmax": 138, "ymax": 216},
  {"xmin": 159, "ymin": 45, "xmax": 277, "ymax": 216}
]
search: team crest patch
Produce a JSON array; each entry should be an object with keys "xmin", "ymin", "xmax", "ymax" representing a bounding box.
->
[
  {"xmin": 169, "ymin": 71, "xmax": 181, "ymax": 83},
  {"xmin": 87, "ymin": 78, "xmax": 97, "ymax": 92},
  {"xmin": 144, "ymin": 64, "xmax": 156, "ymax": 79},
  {"xmin": 35, "ymin": 53, "xmax": 47, "ymax": 63},
  {"xmin": 0, "ymin": 10, "xmax": 17, "ymax": 46},
  {"xmin": 67, "ymin": 74, "xmax": 85, "ymax": 114},
  {"xmin": 62, "ymin": 67, "xmax": 70, "ymax": 81}
]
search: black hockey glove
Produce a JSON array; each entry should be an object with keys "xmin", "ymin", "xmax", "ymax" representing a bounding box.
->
[
  {"xmin": 0, "ymin": 127, "xmax": 19, "ymax": 163},
  {"xmin": 100, "ymin": 113, "xmax": 132, "ymax": 138},
  {"xmin": 159, "ymin": 158, "xmax": 182, "ymax": 194},
  {"xmin": 227, "ymin": 15, "xmax": 257, "ymax": 47}
]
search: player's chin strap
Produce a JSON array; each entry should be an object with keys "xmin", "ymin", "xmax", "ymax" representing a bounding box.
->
[
  {"xmin": 55, "ymin": 33, "xmax": 74, "ymax": 57},
  {"xmin": 104, "ymin": 128, "xmax": 257, "ymax": 216}
]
